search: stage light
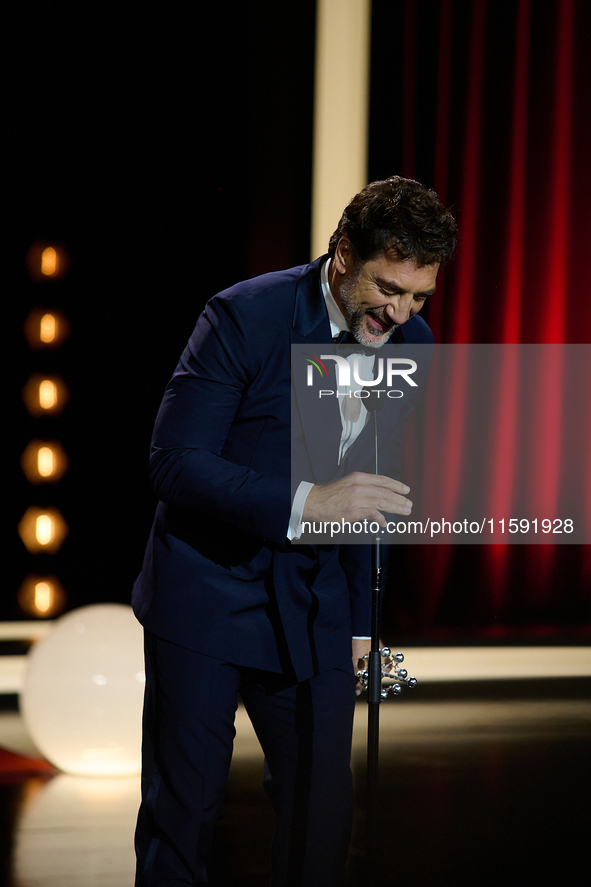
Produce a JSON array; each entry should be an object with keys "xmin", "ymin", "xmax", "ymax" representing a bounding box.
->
[
  {"xmin": 21, "ymin": 604, "xmax": 144, "ymax": 776},
  {"xmin": 17, "ymin": 507, "xmax": 68, "ymax": 554},
  {"xmin": 23, "ymin": 308, "xmax": 70, "ymax": 349},
  {"xmin": 41, "ymin": 247, "xmax": 57, "ymax": 276},
  {"xmin": 17, "ymin": 576, "xmax": 66, "ymax": 618},
  {"xmin": 40, "ymin": 313, "xmax": 56, "ymax": 342},
  {"xmin": 22, "ymin": 374, "xmax": 69, "ymax": 416},
  {"xmin": 26, "ymin": 242, "xmax": 69, "ymax": 281},
  {"xmin": 20, "ymin": 440, "xmax": 69, "ymax": 484},
  {"xmin": 38, "ymin": 447, "xmax": 55, "ymax": 476},
  {"xmin": 36, "ymin": 515, "xmax": 52, "ymax": 544},
  {"xmin": 40, "ymin": 380, "xmax": 57, "ymax": 410}
]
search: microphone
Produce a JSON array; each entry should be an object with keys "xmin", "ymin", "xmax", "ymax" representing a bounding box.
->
[{"xmin": 362, "ymin": 386, "xmax": 388, "ymax": 412}]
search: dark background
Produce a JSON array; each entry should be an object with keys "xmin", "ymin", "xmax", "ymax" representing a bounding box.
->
[
  {"xmin": 7, "ymin": 1, "xmax": 591, "ymax": 638},
  {"xmin": 8, "ymin": 3, "xmax": 317, "ymax": 617}
]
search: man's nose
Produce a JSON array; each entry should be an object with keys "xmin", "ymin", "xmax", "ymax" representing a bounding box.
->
[{"xmin": 385, "ymin": 296, "xmax": 414, "ymax": 324}]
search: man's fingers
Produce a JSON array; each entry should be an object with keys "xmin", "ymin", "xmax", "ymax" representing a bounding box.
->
[
  {"xmin": 340, "ymin": 473, "xmax": 412, "ymax": 515},
  {"xmin": 342, "ymin": 475, "xmax": 413, "ymax": 517},
  {"xmin": 345, "ymin": 471, "xmax": 410, "ymax": 495},
  {"xmin": 303, "ymin": 471, "xmax": 413, "ymax": 523}
]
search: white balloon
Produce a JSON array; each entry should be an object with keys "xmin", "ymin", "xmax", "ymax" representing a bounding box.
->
[{"xmin": 21, "ymin": 604, "xmax": 145, "ymax": 776}]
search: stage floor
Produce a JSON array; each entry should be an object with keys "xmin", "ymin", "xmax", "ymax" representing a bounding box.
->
[{"xmin": 1, "ymin": 677, "xmax": 590, "ymax": 886}]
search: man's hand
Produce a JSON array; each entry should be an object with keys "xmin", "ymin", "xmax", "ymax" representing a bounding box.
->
[
  {"xmin": 353, "ymin": 639, "xmax": 392, "ymax": 696},
  {"xmin": 352, "ymin": 638, "xmax": 371, "ymax": 696},
  {"xmin": 303, "ymin": 471, "xmax": 412, "ymax": 526}
]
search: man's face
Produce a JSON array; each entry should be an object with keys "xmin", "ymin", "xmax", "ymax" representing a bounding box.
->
[{"xmin": 333, "ymin": 240, "xmax": 439, "ymax": 348}]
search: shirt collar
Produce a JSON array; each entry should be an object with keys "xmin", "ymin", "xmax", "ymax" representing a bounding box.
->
[{"xmin": 320, "ymin": 258, "xmax": 349, "ymax": 338}]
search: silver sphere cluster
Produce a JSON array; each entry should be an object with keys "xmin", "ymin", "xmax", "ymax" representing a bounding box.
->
[{"xmin": 356, "ymin": 647, "xmax": 418, "ymax": 698}]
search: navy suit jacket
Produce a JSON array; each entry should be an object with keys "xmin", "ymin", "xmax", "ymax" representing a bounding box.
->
[{"xmin": 132, "ymin": 256, "xmax": 433, "ymax": 681}]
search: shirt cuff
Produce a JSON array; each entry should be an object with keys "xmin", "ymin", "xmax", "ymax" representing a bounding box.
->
[{"xmin": 287, "ymin": 481, "xmax": 314, "ymax": 540}]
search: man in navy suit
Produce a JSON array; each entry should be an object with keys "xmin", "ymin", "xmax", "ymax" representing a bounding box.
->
[{"xmin": 133, "ymin": 175, "xmax": 457, "ymax": 885}]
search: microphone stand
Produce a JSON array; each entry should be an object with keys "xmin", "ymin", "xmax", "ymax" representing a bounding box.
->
[
  {"xmin": 357, "ymin": 381, "xmax": 417, "ymax": 872},
  {"xmin": 363, "ymin": 391, "xmax": 386, "ymax": 876}
]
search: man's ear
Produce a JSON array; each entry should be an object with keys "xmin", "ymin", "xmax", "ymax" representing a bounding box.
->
[{"xmin": 333, "ymin": 236, "xmax": 355, "ymax": 276}]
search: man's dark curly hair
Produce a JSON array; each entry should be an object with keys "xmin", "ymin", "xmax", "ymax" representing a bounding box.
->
[{"xmin": 328, "ymin": 175, "xmax": 458, "ymax": 267}]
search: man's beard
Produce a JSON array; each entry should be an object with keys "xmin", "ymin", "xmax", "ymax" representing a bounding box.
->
[{"xmin": 338, "ymin": 273, "xmax": 397, "ymax": 349}]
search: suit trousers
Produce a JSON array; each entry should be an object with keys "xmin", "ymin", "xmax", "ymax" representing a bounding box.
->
[{"xmin": 134, "ymin": 630, "xmax": 356, "ymax": 886}]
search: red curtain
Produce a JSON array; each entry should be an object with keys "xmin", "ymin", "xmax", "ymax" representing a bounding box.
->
[{"xmin": 374, "ymin": 0, "xmax": 591, "ymax": 636}]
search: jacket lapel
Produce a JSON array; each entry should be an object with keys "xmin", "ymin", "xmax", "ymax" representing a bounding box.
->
[{"xmin": 290, "ymin": 257, "xmax": 343, "ymax": 484}]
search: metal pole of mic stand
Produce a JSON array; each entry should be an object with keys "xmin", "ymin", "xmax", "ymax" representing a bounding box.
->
[
  {"xmin": 361, "ymin": 382, "xmax": 418, "ymax": 872},
  {"xmin": 366, "ymin": 405, "xmax": 382, "ymax": 875},
  {"xmin": 367, "ymin": 531, "xmax": 382, "ymax": 873}
]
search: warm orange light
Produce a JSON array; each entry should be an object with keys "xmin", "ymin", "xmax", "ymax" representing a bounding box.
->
[
  {"xmin": 26, "ymin": 242, "xmax": 69, "ymax": 281},
  {"xmin": 35, "ymin": 581, "xmax": 52, "ymax": 611},
  {"xmin": 38, "ymin": 447, "xmax": 54, "ymax": 476},
  {"xmin": 17, "ymin": 576, "xmax": 66, "ymax": 618},
  {"xmin": 22, "ymin": 374, "xmax": 69, "ymax": 416},
  {"xmin": 40, "ymin": 314, "xmax": 56, "ymax": 341},
  {"xmin": 41, "ymin": 247, "xmax": 58, "ymax": 276},
  {"xmin": 39, "ymin": 380, "xmax": 57, "ymax": 410},
  {"xmin": 36, "ymin": 515, "xmax": 54, "ymax": 545},
  {"xmin": 18, "ymin": 507, "xmax": 68, "ymax": 554},
  {"xmin": 23, "ymin": 308, "xmax": 70, "ymax": 349}
]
